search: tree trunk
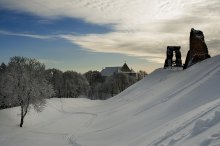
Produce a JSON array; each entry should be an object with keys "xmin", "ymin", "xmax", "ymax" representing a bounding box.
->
[
  {"xmin": 20, "ymin": 115, "xmax": 24, "ymax": 127},
  {"xmin": 20, "ymin": 106, "xmax": 24, "ymax": 127},
  {"xmin": 19, "ymin": 101, "xmax": 29, "ymax": 128}
]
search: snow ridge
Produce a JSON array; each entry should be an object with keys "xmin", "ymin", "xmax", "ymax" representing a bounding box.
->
[{"xmin": 1, "ymin": 56, "xmax": 220, "ymax": 146}]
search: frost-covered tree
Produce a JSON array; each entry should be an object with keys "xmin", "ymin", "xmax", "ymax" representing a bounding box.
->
[
  {"xmin": 0, "ymin": 62, "xmax": 8, "ymax": 109},
  {"xmin": 137, "ymin": 70, "xmax": 147, "ymax": 81},
  {"xmin": 1, "ymin": 56, "xmax": 54, "ymax": 127}
]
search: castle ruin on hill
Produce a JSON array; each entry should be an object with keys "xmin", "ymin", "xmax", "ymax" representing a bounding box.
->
[{"xmin": 164, "ymin": 28, "xmax": 211, "ymax": 69}]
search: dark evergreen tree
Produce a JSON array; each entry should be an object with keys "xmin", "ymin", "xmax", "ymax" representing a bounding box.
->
[
  {"xmin": 100, "ymin": 73, "xmax": 137, "ymax": 99},
  {"xmin": 0, "ymin": 62, "xmax": 6, "ymax": 73},
  {"xmin": 84, "ymin": 71, "xmax": 105, "ymax": 99},
  {"xmin": 45, "ymin": 68, "xmax": 63, "ymax": 98},
  {"xmin": 62, "ymin": 71, "xmax": 89, "ymax": 98}
]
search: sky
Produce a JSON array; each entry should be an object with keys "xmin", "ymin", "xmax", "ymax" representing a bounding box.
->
[{"xmin": 0, "ymin": 0, "xmax": 220, "ymax": 73}]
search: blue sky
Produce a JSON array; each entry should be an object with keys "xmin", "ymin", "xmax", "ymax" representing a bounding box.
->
[
  {"xmin": 0, "ymin": 9, "xmax": 125, "ymax": 72},
  {"xmin": 0, "ymin": 0, "xmax": 220, "ymax": 73}
]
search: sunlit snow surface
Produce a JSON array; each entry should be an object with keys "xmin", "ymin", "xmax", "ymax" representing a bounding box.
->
[{"xmin": 1, "ymin": 56, "xmax": 220, "ymax": 146}]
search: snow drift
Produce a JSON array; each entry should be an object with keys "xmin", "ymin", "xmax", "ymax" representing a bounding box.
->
[{"xmin": 1, "ymin": 56, "xmax": 220, "ymax": 146}]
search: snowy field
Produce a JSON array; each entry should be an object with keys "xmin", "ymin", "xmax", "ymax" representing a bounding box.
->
[{"xmin": 1, "ymin": 56, "xmax": 220, "ymax": 146}]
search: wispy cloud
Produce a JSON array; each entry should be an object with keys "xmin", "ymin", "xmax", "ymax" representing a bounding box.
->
[
  {"xmin": 0, "ymin": 0, "xmax": 220, "ymax": 63},
  {"xmin": 0, "ymin": 30, "xmax": 57, "ymax": 40}
]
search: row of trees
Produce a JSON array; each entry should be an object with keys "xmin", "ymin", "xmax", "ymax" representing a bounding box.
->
[
  {"xmin": 86, "ymin": 70, "xmax": 147, "ymax": 99},
  {"xmin": 45, "ymin": 69, "xmax": 145, "ymax": 100},
  {"xmin": 0, "ymin": 56, "xmax": 147, "ymax": 127},
  {"xmin": 45, "ymin": 69, "xmax": 89, "ymax": 98}
]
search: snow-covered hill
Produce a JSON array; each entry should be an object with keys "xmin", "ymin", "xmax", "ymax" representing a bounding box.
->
[{"xmin": 1, "ymin": 56, "xmax": 220, "ymax": 146}]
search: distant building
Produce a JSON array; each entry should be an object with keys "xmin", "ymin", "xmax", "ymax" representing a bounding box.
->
[{"xmin": 101, "ymin": 63, "xmax": 136, "ymax": 77}]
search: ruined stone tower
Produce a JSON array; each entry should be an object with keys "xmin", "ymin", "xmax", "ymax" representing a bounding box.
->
[
  {"xmin": 183, "ymin": 28, "xmax": 211, "ymax": 69},
  {"xmin": 164, "ymin": 46, "xmax": 182, "ymax": 68}
]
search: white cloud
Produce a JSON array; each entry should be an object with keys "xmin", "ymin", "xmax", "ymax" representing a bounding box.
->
[
  {"xmin": 0, "ymin": 0, "xmax": 218, "ymax": 30},
  {"xmin": 60, "ymin": 32, "xmax": 187, "ymax": 63},
  {"xmin": 0, "ymin": 0, "xmax": 220, "ymax": 64}
]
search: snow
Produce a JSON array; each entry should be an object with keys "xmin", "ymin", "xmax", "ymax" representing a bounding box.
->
[{"xmin": 1, "ymin": 55, "xmax": 220, "ymax": 146}]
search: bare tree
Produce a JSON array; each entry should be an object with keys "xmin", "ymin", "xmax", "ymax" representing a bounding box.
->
[{"xmin": 1, "ymin": 56, "xmax": 54, "ymax": 127}]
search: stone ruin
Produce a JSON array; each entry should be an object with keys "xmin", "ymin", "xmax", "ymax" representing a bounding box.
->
[
  {"xmin": 163, "ymin": 28, "xmax": 211, "ymax": 69},
  {"xmin": 164, "ymin": 46, "xmax": 182, "ymax": 68},
  {"xmin": 183, "ymin": 28, "xmax": 211, "ymax": 69}
]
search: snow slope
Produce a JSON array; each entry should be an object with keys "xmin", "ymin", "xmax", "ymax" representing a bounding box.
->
[{"xmin": 1, "ymin": 56, "xmax": 220, "ymax": 146}]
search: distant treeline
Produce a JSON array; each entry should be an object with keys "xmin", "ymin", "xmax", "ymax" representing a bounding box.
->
[{"xmin": 0, "ymin": 56, "xmax": 147, "ymax": 109}]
